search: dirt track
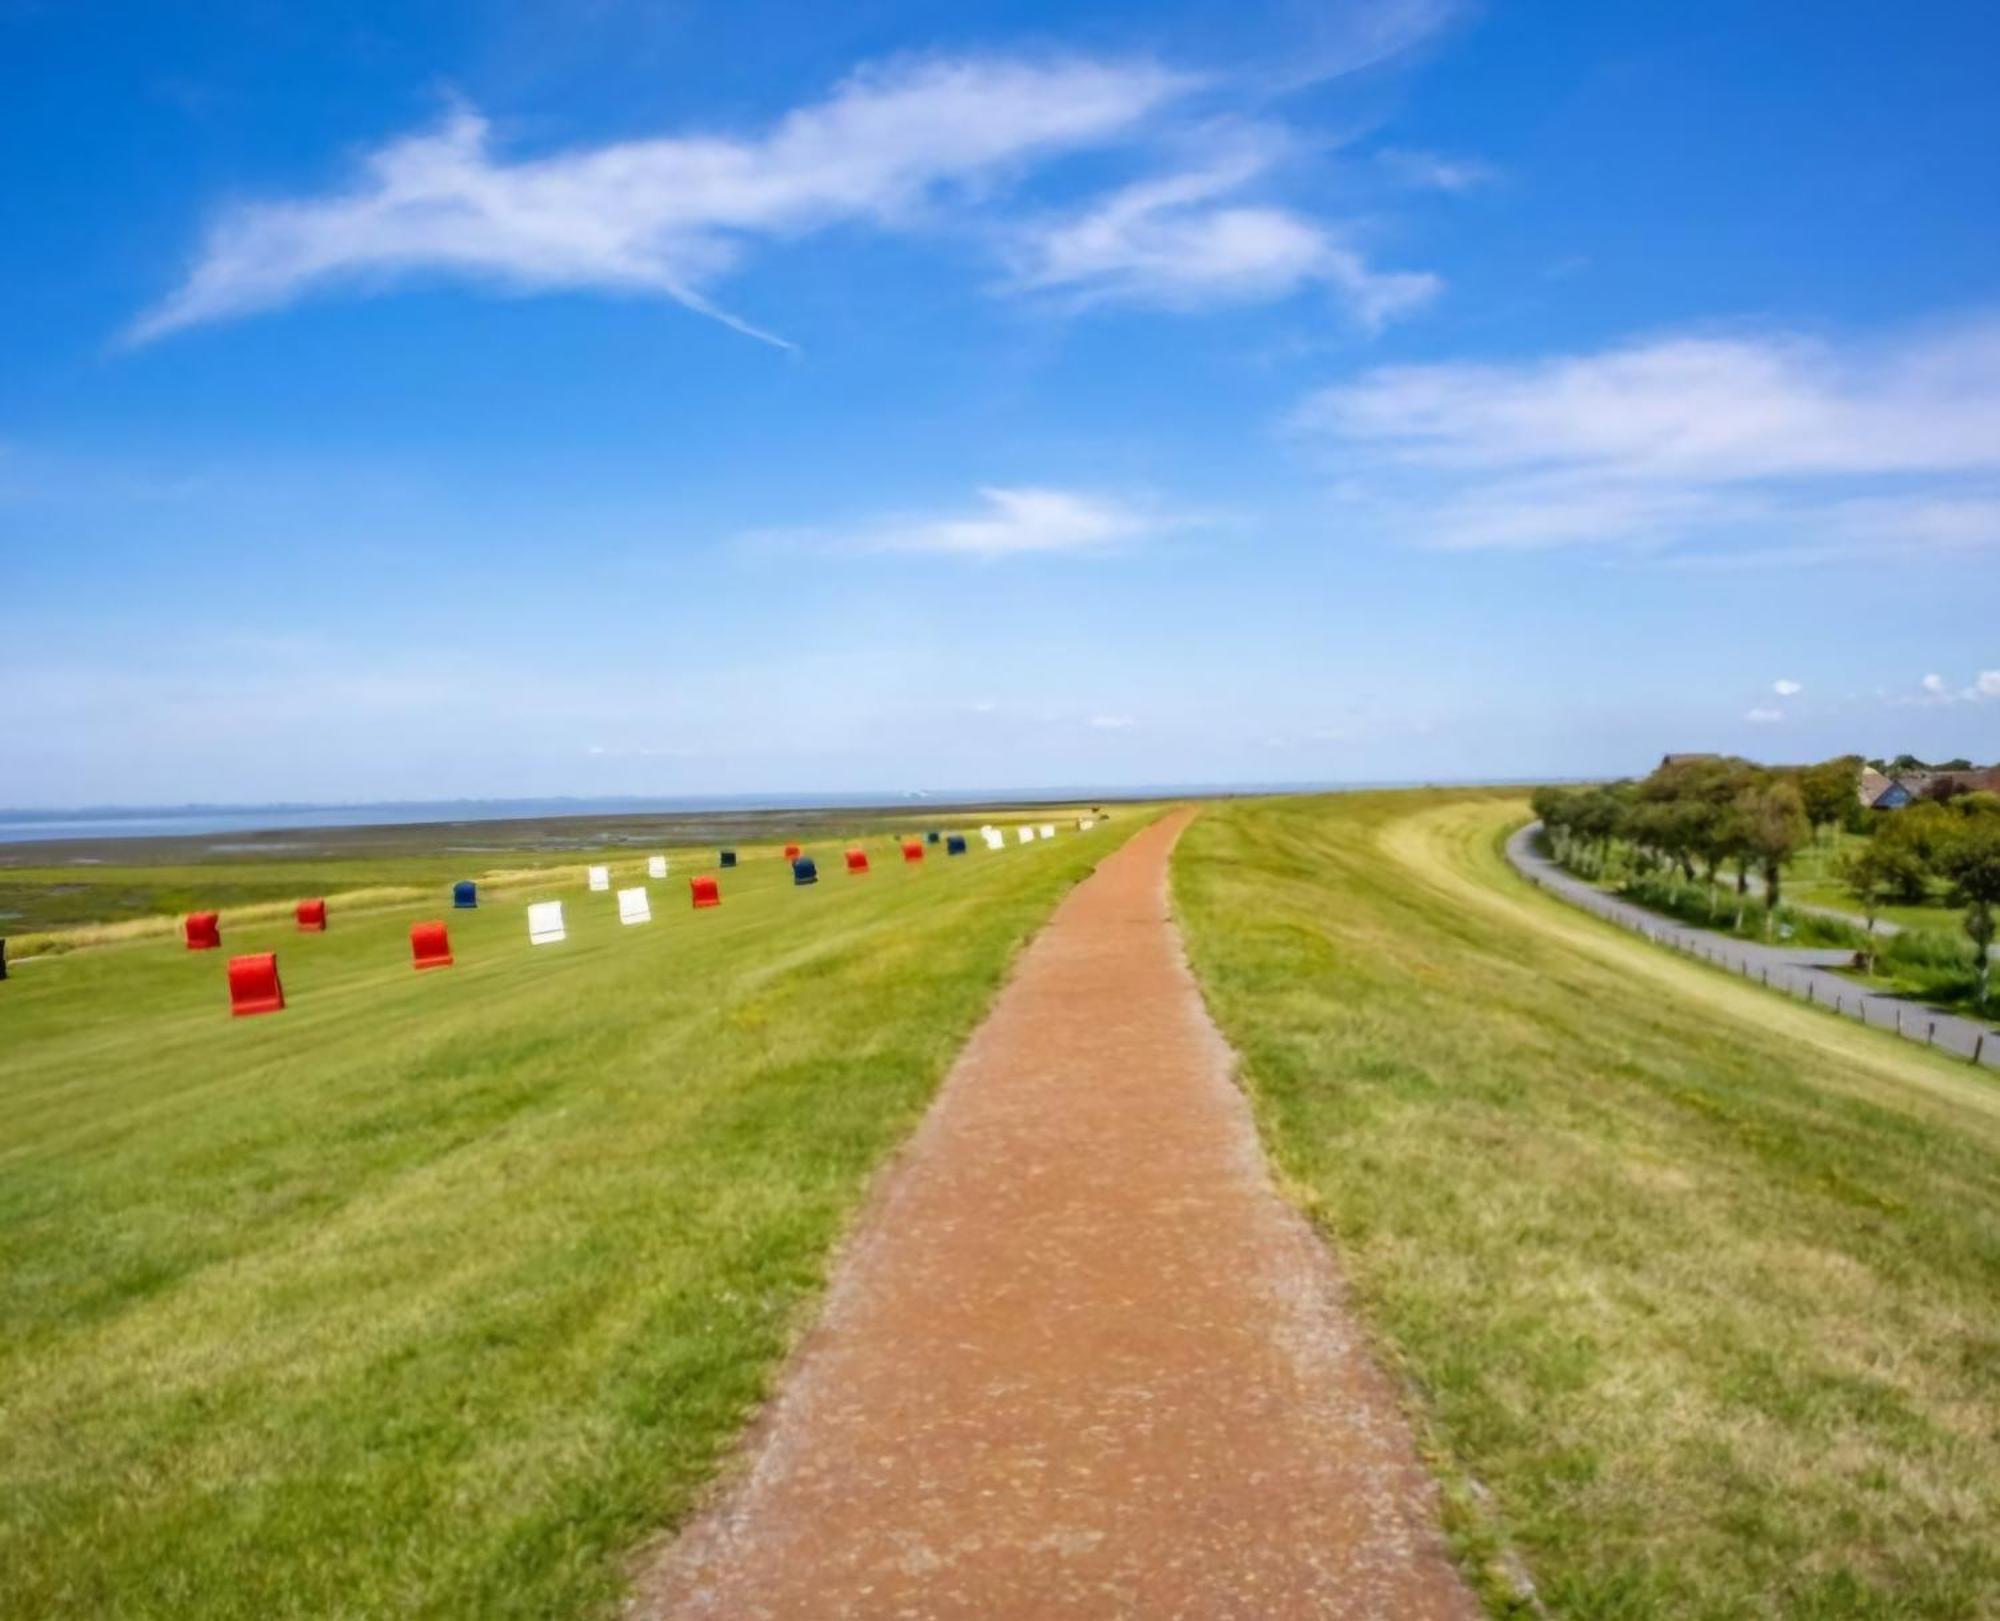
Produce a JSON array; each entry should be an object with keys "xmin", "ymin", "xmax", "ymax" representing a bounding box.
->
[{"xmin": 632, "ymin": 808, "xmax": 1478, "ymax": 1619}]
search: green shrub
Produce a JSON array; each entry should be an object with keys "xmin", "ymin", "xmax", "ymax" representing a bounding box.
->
[
  {"xmin": 1879, "ymin": 927, "xmax": 1979, "ymax": 974},
  {"xmin": 1617, "ymin": 870, "xmax": 1864, "ymax": 949}
]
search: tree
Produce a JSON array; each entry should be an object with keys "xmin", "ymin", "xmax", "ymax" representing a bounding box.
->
[
  {"xmin": 1841, "ymin": 823, "xmax": 1930, "ymax": 913},
  {"xmin": 1875, "ymin": 800, "xmax": 1952, "ymax": 900},
  {"xmin": 1557, "ymin": 783, "xmax": 1631, "ymax": 875},
  {"xmin": 1935, "ymin": 815, "xmax": 2000, "ymax": 1008},
  {"xmin": 1530, "ymin": 786, "xmax": 1579, "ymax": 861},
  {"xmin": 1639, "ymin": 754, "xmax": 1755, "ymax": 911},
  {"xmin": 1717, "ymin": 804, "xmax": 1757, "ymax": 927},
  {"xmin": 1799, "ymin": 756, "xmax": 1863, "ymax": 841},
  {"xmin": 1627, "ymin": 799, "xmax": 1698, "ymax": 882},
  {"xmin": 1834, "ymin": 842, "xmax": 1901, "ymax": 971},
  {"xmin": 1736, "ymin": 775, "xmax": 1809, "ymax": 932}
]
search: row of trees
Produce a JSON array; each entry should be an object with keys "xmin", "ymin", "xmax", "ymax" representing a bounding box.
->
[
  {"xmin": 1532, "ymin": 756, "xmax": 2000, "ymax": 1006},
  {"xmin": 1531, "ymin": 756, "xmax": 1838, "ymax": 916},
  {"xmin": 1838, "ymin": 797, "xmax": 2000, "ymax": 1000},
  {"xmin": 1870, "ymin": 753, "xmax": 1976, "ymax": 775}
]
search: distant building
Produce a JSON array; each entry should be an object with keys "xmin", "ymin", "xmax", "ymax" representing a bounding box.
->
[
  {"xmin": 1866, "ymin": 775, "xmax": 1919, "ymax": 810},
  {"xmin": 1659, "ymin": 753, "xmax": 1719, "ymax": 769},
  {"xmin": 1861, "ymin": 766, "xmax": 2000, "ymax": 809},
  {"xmin": 1931, "ymin": 767, "xmax": 2000, "ymax": 798}
]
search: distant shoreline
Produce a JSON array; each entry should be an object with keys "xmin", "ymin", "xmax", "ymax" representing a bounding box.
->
[
  {"xmin": 0, "ymin": 780, "xmax": 1550, "ymax": 863},
  {"xmin": 0, "ymin": 784, "xmax": 1184, "ymax": 844}
]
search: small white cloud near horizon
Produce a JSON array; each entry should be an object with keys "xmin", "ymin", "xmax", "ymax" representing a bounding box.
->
[
  {"xmin": 793, "ymin": 485, "xmax": 1174, "ymax": 559},
  {"xmin": 1293, "ymin": 314, "xmax": 2000, "ymax": 562},
  {"xmin": 1906, "ymin": 668, "xmax": 2000, "ymax": 705},
  {"xmin": 1745, "ymin": 705, "xmax": 1785, "ymax": 723},
  {"xmin": 1772, "ymin": 678, "xmax": 1803, "ymax": 696},
  {"xmin": 1089, "ymin": 714, "xmax": 1136, "ymax": 729}
]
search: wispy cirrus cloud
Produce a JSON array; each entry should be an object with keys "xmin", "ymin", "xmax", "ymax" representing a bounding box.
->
[
  {"xmin": 1007, "ymin": 132, "xmax": 1438, "ymax": 326},
  {"xmin": 1293, "ymin": 315, "xmax": 2000, "ymax": 562},
  {"xmin": 133, "ymin": 1, "xmax": 1468, "ymax": 348},
  {"xmin": 130, "ymin": 56, "xmax": 1192, "ymax": 346},
  {"xmin": 747, "ymin": 486, "xmax": 1177, "ymax": 560},
  {"xmin": 1259, "ymin": 0, "xmax": 1465, "ymax": 92},
  {"xmin": 849, "ymin": 486, "xmax": 1165, "ymax": 558},
  {"xmin": 1374, "ymin": 147, "xmax": 1498, "ymax": 192}
]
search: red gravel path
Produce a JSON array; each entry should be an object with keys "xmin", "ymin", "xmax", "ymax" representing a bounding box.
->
[{"xmin": 633, "ymin": 809, "xmax": 1479, "ymax": 1619}]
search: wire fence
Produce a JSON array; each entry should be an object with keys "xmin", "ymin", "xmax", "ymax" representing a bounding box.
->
[{"xmin": 1507, "ymin": 824, "xmax": 1997, "ymax": 1072}]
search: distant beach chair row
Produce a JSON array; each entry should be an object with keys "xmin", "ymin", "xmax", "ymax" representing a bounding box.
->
[{"xmin": 150, "ymin": 820, "xmax": 1108, "ymax": 1017}]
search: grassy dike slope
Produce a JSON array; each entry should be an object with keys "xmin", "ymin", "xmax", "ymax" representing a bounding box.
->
[
  {"xmin": 1174, "ymin": 792, "xmax": 2000, "ymax": 1619},
  {"xmin": 0, "ymin": 818, "xmax": 1146, "ymax": 1619}
]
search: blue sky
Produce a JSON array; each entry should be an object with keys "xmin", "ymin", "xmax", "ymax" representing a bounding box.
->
[{"xmin": 3, "ymin": 0, "xmax": 1997, "ymax": 806}]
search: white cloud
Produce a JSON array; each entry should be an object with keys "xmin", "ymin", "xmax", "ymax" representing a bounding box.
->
[
  {"xmin": 1375, "ymin": 147, "xmax": 1497, "ymax": 192},
  {"xmin": 1261, "ymin": 0, "xmax": 1465, "ymax": 91},
  {"xmin": 841, "ymin": 486, "xmax": 1164, "ymax": 558},
  {"xmin": 1293, "ymin": 316, "xmax": 2000, "ymax": 561},
  {"xmin": 1089, "ymin": 714, "xmax": 1136, "ymax": 729},
  {"xmin": 1907, "ymin": 668, "xmax": 2000, "ymax": 705},
  {"xmin": 131, "ymin": 56, "xmax": 1191, "ymax": 344},
  {"xmin": 1010, "ymin": 138, "xmax": 1437, "ymax": 325},
  {"xmin": 1745, "ymin": 706, "xmax": 1785, "ymax": 723},
  {"xmin": 1773, "ymin": 678, "xmax": 1803, "ymax": 696},
  {"xmin": 135, "ymin": 21, "xmax": 1468, "ymax": 346}
]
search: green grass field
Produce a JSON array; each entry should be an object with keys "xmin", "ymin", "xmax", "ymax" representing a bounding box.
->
[
  {"xmin": 1785, "ymin": 828, "xmax": 1960, "ymax": 934},
  {"xmin": 1173, "ymin": 791, "xmax": 2000, "ymax": 1618},
  {"xmin": 0, "ymin": 815, "xmax": 1145, "ymax": 1618},
  {"xmin": 1, "ymin": 852, "xmax": 471, "ymax": 938},
  {"xmin": 12, "ymin": 790, "xmax": 1997, "ymax": 1618}
]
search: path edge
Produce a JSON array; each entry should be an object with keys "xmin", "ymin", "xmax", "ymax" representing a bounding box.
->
[
  {"xmin": 617, "ymin": 811, "xmax": 1169, "ymax": 1612},
  {"xmin": 1163, "ymin": 806, "xmax": 1547, "ymax": 1619}
]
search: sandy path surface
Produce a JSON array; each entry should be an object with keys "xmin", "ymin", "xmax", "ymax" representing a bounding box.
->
[{"xmin": 632, "ymin": 809, "xmax": 1479, "ymax": 1619}]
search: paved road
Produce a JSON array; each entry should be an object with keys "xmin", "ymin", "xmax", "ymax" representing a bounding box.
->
[
  {"xmin": 1506, "ymin": 824, "xmax": 1998, "ymax": 1070},
  {"xmin": 637, "ymin": 810, "xmax": 1479, "ymax": 1620}
]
